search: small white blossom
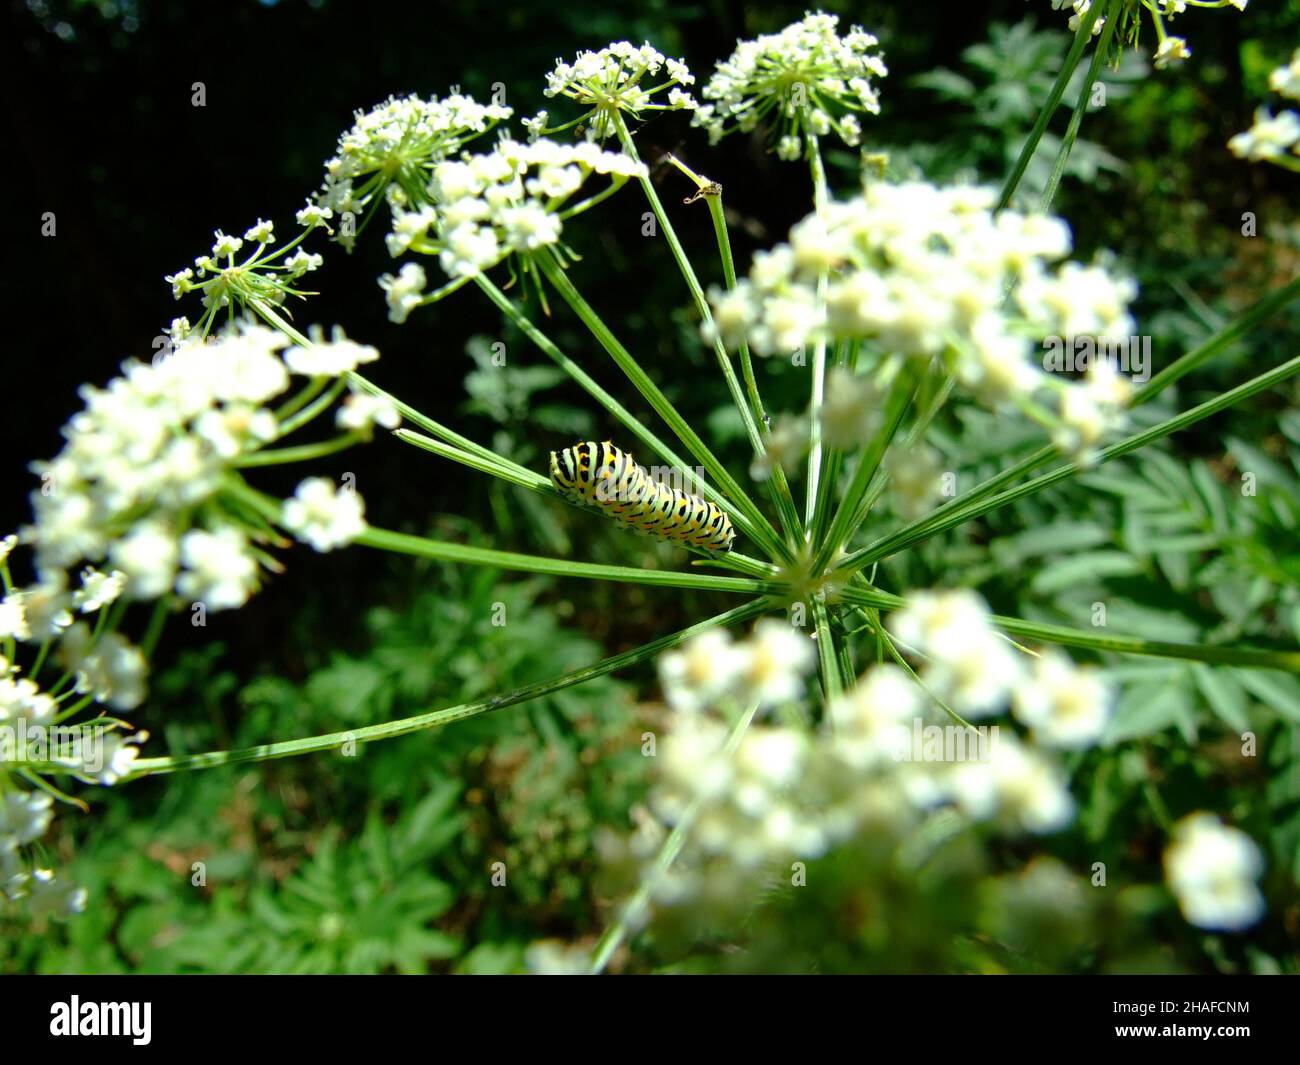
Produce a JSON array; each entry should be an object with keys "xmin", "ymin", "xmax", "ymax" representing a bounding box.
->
[
  {"xmin": 177, "ymin": 526, "xmax": 259, "ymax": 609},
  {"xmin": 733, "ymin": 619, "xmax": 816, "ymax": 708},
  {"xmin": 379, "ymin": 262, "xmax": 427, "ymax": 323},
  {"xmin": 658, "ymin": 629, "xmax": 746, "ymax": 713},
  {"xmin": 282, "ymin": 478, "xmax": 367, "ymax": 552},
  {"xmin": 1164, "ymin": 814, "xmax": 1265, "ymax": 931},
  {"xmin": 1012, "ymin": 650, "xmax": 1113, "ymax": 749}
]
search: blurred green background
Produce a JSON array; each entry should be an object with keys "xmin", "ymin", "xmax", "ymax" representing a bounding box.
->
[{"xmin": 1, "ymin": 0, "xmax": 1298, "ymax": 972}]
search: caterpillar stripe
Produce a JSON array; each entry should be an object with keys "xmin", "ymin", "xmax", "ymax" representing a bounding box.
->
[{"xmin": 549, "ymin": 440, "xmax": 736, "ymax": 553}]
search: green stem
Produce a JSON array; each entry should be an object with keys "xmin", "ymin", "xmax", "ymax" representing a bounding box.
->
[
  {"xmin": 1039, "ymin": 0, "xmax": 1118, "ymax": 214},
  {"xmin": 997, "ymin": 0, "xmax": 1105, "ymax": 210},
  {"xmin": 474, "ymin": 272, "xmax": 780, "ymax": 556},
  {"xmin": 811, "ymin": 366, "xmax": 917, "ymax": 576},
  {"xmin": 234, "ymin": 433, "xmax": 364, "ymax": 468},
  {"xmin": 622, "ymin": 133, "xmax": 802, "ymax": 547},
  {"xmin": 811, "ymin": 598, "xmax": 846, "ymax": 703},
  {"xmin": 355, "ymin": 527, "xmax": 777, "ymax": 595},
  {"xmin": 838, "ymin": 585, "xmax": 1300, "ymax": 672},
  {"xmin": 588, "ymin": 698, "xmax": 761, "ymax": 974},
  {"xmin": 836, "ymin": 352, "xmax": 1300, "ymax": 575},
  {"xmin": 393, "ymin": 429, "xmax": 555, "ymax": 496},
  {"xmin": 126, "ymin": 599, "xmax": 772, "ymax": 779},
  {"xmin": 537, "ymin": 252, "xmax": 789, "ymax": 562}
]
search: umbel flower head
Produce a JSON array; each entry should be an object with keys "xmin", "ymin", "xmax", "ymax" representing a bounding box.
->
[
  {"xmin": 536, "ymin": 41, "xmax": 697, "ymax": 142},
  {"xmin": 317, "ymin": 92, "xmax": 512, "ymax": 247},
  {"xmin": 21, "ymin": 324, "xmax": 374, "ymax": 611},
  {"xmin": 694, "ymin": 12, "xmax": 888, "ymax": 159},
  {"xmin": 1051, "ymin": 0, "xmax": 1248, "ymax": 71},
  {"xmin": 166, "ymin": 213, "xmax": 333, "ymax": 337},
  {"xmin": 1229, "ymin": 46, "xmax": 1300, "ymax": 170},
  {"xmin": 378, "ymin": 138, "xmax": 646, "ymax": 318},
  {"xmin": 705, "ymin": 179, "xmax": 1137, "ymax": 464}
]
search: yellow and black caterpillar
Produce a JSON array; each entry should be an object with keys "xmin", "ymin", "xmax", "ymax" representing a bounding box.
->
[{"xmin": 549, "ymin": 440, "xmax": 736, "ymax": 553}]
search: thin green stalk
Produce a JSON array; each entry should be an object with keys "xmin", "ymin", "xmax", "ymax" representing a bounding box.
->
[
  {"xmin": 355, "ymin": 527, "xmax": 777, "ymax": 595},
  {"xmin": 1133, "ymin": 276, "xmax": 1300, "ymax": 404},
  {"xmin": 1039, "ymin": 0, "xmax": 1118, "ymax": 214},
  {"xmin": 811, "ymin": 598, "xmax": 846, "ymax": 703},
  {"xmin": 126, "ymin": 599, "xmax": 772, "ymax": 779},
  {"xmin": 234, "ymin": 432, "xmax": 365, "ymax": 468},
  {"xmin": 474, "ymin": 272, "xmax": 781, "ymax": 557},
  {"xmin": 393, "ymin": 428, "xmax": 555, "ymax": 495},
  {"xmin": 617, "ymin": 126, "xmax": 801, "ymax": 545},
  {"xmin": 277, "ymin": 377, "xmax": 347, "ymax": 436},
  {"xmin": 837, "ymin": 586, "xmax": 1300, "ymax": 672},
  {"xmin": 997, "ymin": 0, "xmax": 1105, "ymax": 210},
  {"xmin": 811, "ymin": 367, "xmax": 917, "ymax": 576},
  {"xmin": 537, "ymin": 252, "xmax": 789, "ymax": 562},
  {"xmin": 803, "ymin": 132, "xmax": 831, "ymax": 529},
  {"xmin": 589, "ymin": 698, "xmax": 761, "ymax": 974},
  {"xmin": 838, "ymin": 351, "xmax": 1300, "ymax": 575}
]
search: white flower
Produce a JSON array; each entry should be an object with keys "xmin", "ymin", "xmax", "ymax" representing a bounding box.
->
[
  {"xmin": 421, "ymin": 139, "xmax": 646, "ymax": 280},
  {"xmin": 80, "ymin": 730, "xmax": 148, "ymax": 786},
  {"xmin": 1229, "ymin": 108, "xmax": 1300, "ymax": 162},
  {"xmin": 379, "ymin": 262, "xmax": 427, "ymax": 323},
  {"xmin": 211, "ymin": 230, "xmax": 244, "ymax": 258},
  {"xmin": 25, "ymin": 868, "xmax": 88, "ymax": 917},
  {"xmin": 244, "ymin": 219, "xmax": 275, "ymax": 243},
  {"xmin": 336, "ymin": 391, "xmax": 401, "ymax": 433},
  {"xmin": 317, "ymin": 92, "xmax": 512, "ymax": 221},
  {"xmin": 1268, "ymin": 48, "xmax": 1300, "ymax": 100},
  {"xmin": 285, "ymin": 329, "xmax": 379, "ymax": 376},
  {"xmin": 1012, "ymin": 650, "xmax": 1113, "ymax": 749},
  {"xmin": 709, "ymin": 179, "xmax": 1135, "ymax": 427},
  {"xmin": 57, "ymin": 624, "xmax": 148, "ymax": 711},
  {"xmin": 1164, "ymin": 813, "xmax": 1265, "ymax": 931},
  {"xmin": 733, "ymin": 619, "xmax": 816, "ymax": 707},
  {"xmin": 1154, "ymin": 36, "xmax": 1191, "ymax": 70},
  {"xmin": 830, "ymin": 664, "xmax": 922, "ymax": 769},
  {"xmin": 177, "ymin": 526, "xmax": 259, "ymax": 609},
  {"xmin": 696, "ymin": 13, "xmax": 887, "ymax": 152},
  {"xmin": 543, "ymin": 41, "xmax": 697, "ymax": 140},
  {"xmin": 0, "ymin": 594, "xmax": 29, "ymax": 641},
  {"xmin": 284, "ymin": 249, "xmax": 323, "ymax": 275},
  {"xmin": 658, "ymin": 629, "xmax": 746, "ymax": 713},
  {"xmin": 296, "ymin": 201, "xmax": 333, "ymax": 228},
  {"xmin": 0, "ymin": 791, "xmax": 54, "ymax": 845},
  {"xmin": 818, "ymin": 367, "xmax": 881, "ymax": 449},
  {"xmin": 109, "ymin": 521, "xmax": 179, "ymax": 600},
  {"xmin": 886, "ymin": 445, "xmax": 946, "ymax": 520},
  {"xmin": 72, "ymin": 567, "xmax": 126, "ymax": 614},
  {"xmin": 282, "ymin": 478, "xmax": 366, "ymax": 552},
  {"xmin": 751, "ymin": 415, "xmax": 809, "ymax": 483},
  {"xmin": 947, "ymin": 734, "xmax": 1074, "ymax": 833}
]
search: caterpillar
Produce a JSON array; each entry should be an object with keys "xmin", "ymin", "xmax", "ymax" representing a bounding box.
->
[{"xmin": 549, "ymin": 440, "xmax": 736, "ymax": 553}]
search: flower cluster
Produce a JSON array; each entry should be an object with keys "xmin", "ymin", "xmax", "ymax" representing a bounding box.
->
[
  {"xmin": 165, "ymin": 216, "xmax": 330, "ymax": 335},
  {"xmin": 381, "ymin": 139, "xmax": 646, "ymax": 300},
  {"xmin": 317, "ymin": 92, "xmax": 512, "ymax": 246},
  {"xmin": 22, "ymin": 325, "xmax": 373, "ymax": 613},
  {"xmin": 1163, "ymin": 812, "xmax": 1265, "ymax": 930},
  {"xmin": 1229, "ymin": 47, "xmax": 1300, "ymax": 170},
  {"xmin": 706, "ymin": 180, "xmax": 1138, "ymax": 464},
  {"xmin": 631, "ymin": 605, "xmax": 1107, "ymax": 918},
  {"xmin": 537, "ymin": 41, "xmax": 697, "ymax": 142},
  {"xmin": 888, "ymin": 589, "xmax": 1115, "ymax": 748},
  {"xmin": 694, "ymin": 12, "xmax": 888, "ymax": 159},
  {"xmin": 1050, "ymin": 0, "xmax": 1247, "ymax": 70}
]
